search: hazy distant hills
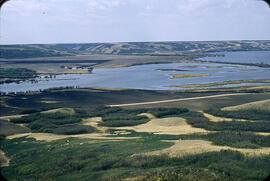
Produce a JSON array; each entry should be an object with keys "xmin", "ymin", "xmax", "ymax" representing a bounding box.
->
[{"xmin": 1, "ymin": 40, "xmax": 270, "ymax": 59}]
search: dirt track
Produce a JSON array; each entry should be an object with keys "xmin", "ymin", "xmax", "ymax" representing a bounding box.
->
[{"xmin": 108, "ymin": 93, "xmax": 252, "ymax": 107}]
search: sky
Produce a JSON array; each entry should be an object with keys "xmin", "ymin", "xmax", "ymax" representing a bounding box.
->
[{"xmin": 0, "ymin": 0, "xmax": 269, "ymax": 44}]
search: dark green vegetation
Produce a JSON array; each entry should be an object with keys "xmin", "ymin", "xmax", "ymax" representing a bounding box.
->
[
  {"xmin": 206, "ymin": 108, "xmax": 270, "ymax": 121},
  {"xmin": 204, "ymin": 131, "xmax": 270, "ymax": 149},
  {"xmin": 99, "ymin": 114, "xmax": 149, "ymax": 127},
  {"xmin": 0, "ymin": 120, "xmax": 30, "ymax": 136},
  {"xmin": 3, "ymin": 103, "xmax": 270, "ymax": 149},
  {"xmin": 0, "ymin": 68, "xmax": 38, "ymax": 84},
  {"xmin": 148, "ymin": 107, "xmax": 189, "ymax": 118},
  {"xmin": 178, "ymin": 107, "xmax": 270, "ymax": 149},
  {"xmin": 1, "ymin": 40, "xmax": 270, "ymax": 59},
  {"xmin": 0, "ymin": 44, "xmax": 74, "ymax": 59},
  {"xmin": 91, "ymin": 106, "xmax": 149, "ymax": 127},
  {"xmin": 10, "ymin": 111, "xmax": 95, "ymax": 135},
  {"xmin": 93, "ymin": 106, "xmax": 188, "ymax": 127},
  {"xmin": 0, "ymin": 68, "xmax": 36, "ymax": 79},
  {"xmin": 167, "ymin": 130, "xmax": 270, "ymax": 149},
  {"xmin": 2, "ymin": 87, "xmax": 270, "ymax": 116},
  {"xmin": 0, "ymin": 68, "xmax": 37, "ymax": 84},
  {"xmin": 184, "ymin": 111, "xmax": 270, "ymax": 133},
  {"xmin": 0, "ymin": 88, "xmax": 222, "ymax": 116},
  {"xmin": 115, "ymin": 105, "xmax": 270, "ymax": 149},
  {"xmin": 7, "ymin": 106, "xmax": 189, "ymax": 130},
  {"xmin": 1, "ymin": 137, "xmax": 270, "ymax": 181}
]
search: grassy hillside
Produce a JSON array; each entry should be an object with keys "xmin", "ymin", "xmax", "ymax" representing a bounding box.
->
[
  {"xmin": 1, "ymin": 40, "xmax": 270, "ymax": 59},
  {"xmin": 0, "ymin": 44, "xmax": 75, "ymax": 59},
  {"xmin": 222, "ymin": 99, "xmax": 270, "ymax": 111}
]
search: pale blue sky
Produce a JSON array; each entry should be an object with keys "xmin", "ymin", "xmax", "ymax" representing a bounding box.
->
[{"xmin": 0, "ymin": 0, "xmax": 269, "ymax": 44}]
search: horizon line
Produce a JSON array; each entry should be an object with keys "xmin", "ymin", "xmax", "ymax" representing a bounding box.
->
[{"xmin": 1, "ymin": 39, "xmax": 270, "ymax": 46}]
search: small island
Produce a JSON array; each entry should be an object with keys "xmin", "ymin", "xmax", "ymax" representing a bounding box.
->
[
  {"xmin": 156, "ymin": 68, "xmax": 188, "ymax": 72},
  {"xmin": 170, "ymin": 79, "xmax": 270, "ymax": 88},
  {"xmin": 171, "ymin": 73, "xmax": 210, "ymax": 79}
]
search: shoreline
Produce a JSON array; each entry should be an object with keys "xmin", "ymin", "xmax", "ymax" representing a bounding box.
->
[{"xmin": 170, "ymin": 79, "xmax": 270, "ymax": 88}]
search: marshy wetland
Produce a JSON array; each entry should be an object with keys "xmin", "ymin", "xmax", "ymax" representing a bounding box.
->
[{"xmin": 1, "ymin": 41, "xmax": 270, "ymax": 181}]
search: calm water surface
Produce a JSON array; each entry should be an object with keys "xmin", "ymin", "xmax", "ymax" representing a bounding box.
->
[{"xmin": 1, "ymin": 61, "xmax": 270, "ymax": 93}]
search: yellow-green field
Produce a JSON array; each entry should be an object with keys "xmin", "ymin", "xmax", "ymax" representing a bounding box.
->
[
  {"xmin": 171, "ymin": 73, "xmax": 210, "ymax": 79},
  {"xmin": 222, "ymin": 99, "xmax": 270, "ymax": 111}
]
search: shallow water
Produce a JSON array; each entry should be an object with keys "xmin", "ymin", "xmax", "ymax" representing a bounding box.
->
[{"xmin": 1, "ymin": 61, "xmax": 270, "ymax": 93}]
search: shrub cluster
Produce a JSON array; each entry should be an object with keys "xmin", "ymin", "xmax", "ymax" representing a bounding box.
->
[
  {"xmin": 11, "ymin": 112, "xmax": 95, "ymax": 135},
  {"xmin": 148, "ymin": 108, "xmax": 189, "ymax": 118},
  {"xmin": 203, "ymin": 131, "xmax": 270, "ymax": 148},
  {"xmin": 205, "ymin": 109, "xmax": 270, "ymax": 121},
  {"xmin": 184, "ymin": 111, "xmax": 270, "ymax": 133},
  {"xmin": 94, "ymin": 106, "xmax": 189, "ymax": 127}
]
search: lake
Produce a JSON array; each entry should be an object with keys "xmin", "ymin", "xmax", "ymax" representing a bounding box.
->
[{"xmin": 1, "ymin": 60, "xmax": 270, "ymax": 93}]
